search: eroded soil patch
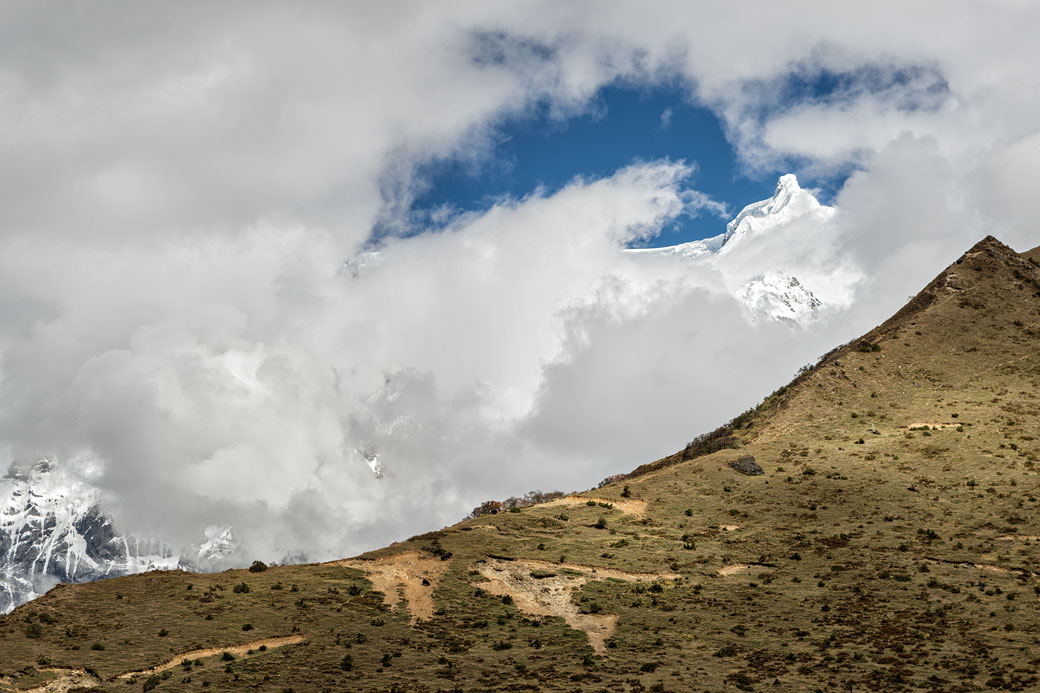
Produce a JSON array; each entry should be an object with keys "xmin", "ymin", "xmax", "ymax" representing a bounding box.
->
[
  {"xmin": 542, "ymin": 495, "xmax": 647, "ymax": 517},
  {"xmin": 117, "ymin": 634, "xmax": 305, "ymax": 679},
  {"xmin": 334, "ymin": 551, "xmax": 451, "ymax": 623},
  {"xmin": 1, "ymin": 668, "xmax": 99, "ymax": 693},
  {"xmin": 476, "ymin": 557, "xmax": 677, "ymax": 653},
  {"xmin": 718, "ymin": 563, "xmax": 773, "ymax": 577}
]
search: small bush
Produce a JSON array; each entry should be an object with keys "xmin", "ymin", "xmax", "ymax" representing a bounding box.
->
[
  {"xmin": 91, "ymin": 642, "xmax": 105, "ymax": 651},
  {"xmin": 341, "ymin": 654, "xmax": 353, "ymax": 671},
  {"xmin": 248, "ymin": 560, "xmax": 268, "ymax": 573},
  {"xmin": 593, "ymin": 517, "xmax": 607, "ymax": 530},
  {"xmin": 25, "ymin": 623, "xmax": 42, "ymax": 639},
  {"xmin": 621, "ymin": 485, "xmax": 632, "ymax": 498},
  {"xmin": 221, "ymin": 652, "xmax": 235, "ymax": 661},
  {"xmin": 232, "ymin": 582, "xmax": 251, "ymax": 594},
  {"xmin": 143, "ymin": 674, "xmax": 162, "ymax": 692}
]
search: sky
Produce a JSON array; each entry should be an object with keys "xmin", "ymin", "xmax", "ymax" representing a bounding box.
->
[{"xmin": 1, "ymin": 1, "xmax": 1039, "ymax": 564}]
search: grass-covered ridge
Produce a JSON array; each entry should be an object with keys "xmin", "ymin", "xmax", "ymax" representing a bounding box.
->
[{"xmin": 2, "ymin": 236, "xmax": 1039, "ymax": 692}]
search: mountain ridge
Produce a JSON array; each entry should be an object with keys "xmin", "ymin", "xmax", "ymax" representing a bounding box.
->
[{"xmin": 1, "ymin": 235, "xmax": 1039, "ymax": 692}]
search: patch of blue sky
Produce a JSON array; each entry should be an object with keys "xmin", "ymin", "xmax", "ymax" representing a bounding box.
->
[
  {"xmin": 406, "ymin": 85, "xmax": 781, "ymax": 248},
  {"xmin": 402, "ymin": 61, "xmax": 944, "ymax": 248}
]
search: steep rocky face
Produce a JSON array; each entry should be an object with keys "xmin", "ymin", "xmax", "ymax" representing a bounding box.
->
[{"xmin": 0, "ymin": 461, "xmax": 233, "ymax": 613}]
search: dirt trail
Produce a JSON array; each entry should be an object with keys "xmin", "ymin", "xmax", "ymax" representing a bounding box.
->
[
  {"xmin": 334, "ymin": 551, "xmax": 451, "ymax": 623},
  {"xmin": 717, "ymin": 563, "xmax": 772, "ymax": 577},
  {"xmin": 998, "ymin": 535, "xmax": 1040, "ymax": 541},
  {"xmin": 117, "ymin": 634, "xmax": 305, "ymax": 679},
  {"xmin": 1, "ymin": 669, "xmax": 99, "ymax": 693},
  {"xmin": 476, "ymin": 557, "xmax": 677, "ymax": 653},
  {"xmin": 542, "ymin": 495, "xmax": 647, "ymax": 517},
  {"xmin": 904, "ymin": 422, "xmax": 962, "ymax": 429}
]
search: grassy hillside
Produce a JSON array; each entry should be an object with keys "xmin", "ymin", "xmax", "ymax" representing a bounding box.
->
[{"xmin": 2, "ymin": 236, "xmax": 1039, "ymax": 692}]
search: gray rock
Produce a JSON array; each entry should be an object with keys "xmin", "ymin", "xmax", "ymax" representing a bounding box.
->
[{"xmin": 729, "ymin": 456, "xmax": 763, "ymax": 476}]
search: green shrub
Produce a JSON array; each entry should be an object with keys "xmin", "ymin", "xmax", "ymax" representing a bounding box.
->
[
  {"xmin": 232, "ymin": 582, "xmax": 250, "ymax": 594},
  {"xmin": 249, "ymin": 560, "xmax": 268, "ymax": 573}
]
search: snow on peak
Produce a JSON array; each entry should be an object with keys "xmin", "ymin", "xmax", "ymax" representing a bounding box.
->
[
  {"xmin": 719, "ymin": 174, "xmax": 823, "ymax": 252},
  {"xmin": 1, "ymin": 460, "xmax": 241, "ymax": 613},
  {"xmin": 622, "ymin": 175, "xmax": 837, "ymax": 326},
  {"xmin": 626, "ymin": 174, "xmax": 831, "ymax": 263},
  {"xmin": 736, "ymin": 272, "xmax": 822, "ymax": 326}
]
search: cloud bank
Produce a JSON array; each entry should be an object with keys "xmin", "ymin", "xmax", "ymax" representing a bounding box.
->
[{"xmin": 0, "ymin": 2, "xmax": 1037, "ymax": 562}]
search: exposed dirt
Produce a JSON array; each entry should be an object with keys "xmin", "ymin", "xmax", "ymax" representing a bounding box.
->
[
  {"xmin": 1, "ymin": 669, "xmax": 99, "ymax": 693},
  {"xmin": 475, "ymin": 557, "xmax": 677, "ymax": 653},
  {"xmin": 998, "ymin": 535, "xmax": 1040, "ymax": 541},
  {"xmin": 116, "ymin": 634, "xmax": 306, "ymax": 679},
  {"xmin": 542, "ymin": 495, "xmax": 648, "ymax": 517},
  {"xmin": 334, "ymin": 551, "xmax": 451, "ymax": 623},
  {"xmin": 904, "ymin": 422, "xmax": 962, "ymax": 429},
  {"xmin": 717, "ymin": 563, "xmax": 772, "ymax": 577},
  {"xmin": 719, "ymin": 524, "xmax": 740, "ymax": 531}
]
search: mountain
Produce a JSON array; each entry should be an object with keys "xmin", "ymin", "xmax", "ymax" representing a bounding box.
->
[
  {"xmin": 2, "ymin": 235, "xmax": 1037, "ymax": 692},
  {"xmin": 0, "ymin": 461, "xmax": 236, "ymax": 614},
  {"xmin": 735, "ymin": 271, "xmax": 822, "ymax": 325},
  {"xmin": 626, "ymin": 174, "xmax": 833, "ymax": 325},
  {"xmin": 0, "ymin": 177, "xmax": 831, "ymax": 617},
  {"xmin": 350, "ymin": 175, "xmax": 833, "ymax": 326},
  {"xmin": 627, "ymin": 174, "xmax": 834, "ymax": 261}
]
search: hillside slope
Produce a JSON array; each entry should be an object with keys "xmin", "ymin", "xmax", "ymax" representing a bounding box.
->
[{"xmin": 1, "ymin": 236, "xmax": 1039, "ymax": 692}]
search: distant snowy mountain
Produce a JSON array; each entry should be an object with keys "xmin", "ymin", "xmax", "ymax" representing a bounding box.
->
[
  {"xmin": 0, "ymin": 460, "xmax": 237, "ymax": 613},
  {"xmin": 736, "ymin": 272, "xmax": 822, "ymax": 325},
  {"xmin": 626, "ymin": 174, "xmax": 834, "ymax": 326}
]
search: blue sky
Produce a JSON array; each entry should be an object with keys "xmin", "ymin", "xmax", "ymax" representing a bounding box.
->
[{"xmin": 410, "ymin": 85, "xmax": 822, "ymax": 247}]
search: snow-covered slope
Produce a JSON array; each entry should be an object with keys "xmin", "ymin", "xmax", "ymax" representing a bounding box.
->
[
  {"xmin": 626, "ymin": 174, "xmax": 834, "ymax": 326},
  {"xmin": 736, "ymin": 272, "xmax": 822, "ymax": 325},
  {"xmin": 0, "ymin": 460, "xmax": 237, "ymax": 613}
]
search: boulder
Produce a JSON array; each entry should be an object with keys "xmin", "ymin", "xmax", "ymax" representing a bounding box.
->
[{"xmin": 729, "ymin": 456, "xmax": 763, "ymax": 476}]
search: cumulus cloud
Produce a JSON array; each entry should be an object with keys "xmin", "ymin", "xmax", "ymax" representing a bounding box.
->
[{"xmin": 0, "ymin": 2, "xmax": 1038, "ymax": 562}]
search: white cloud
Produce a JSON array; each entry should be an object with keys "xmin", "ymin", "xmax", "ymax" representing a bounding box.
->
[{"xmin": 0, "ymin": 2, "xmax": 1038, "ymax": 563}]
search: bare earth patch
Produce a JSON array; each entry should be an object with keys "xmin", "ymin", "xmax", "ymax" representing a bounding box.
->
[
  {"xmin": 542, "ymin": 495, "xmax": 648, "ymax": 517},
  {"xmin": 476, "ymin": 557, "xmax": 677, "ymax": 653},
  {"xmin": 1, "ymin": 669, "xmax": 98, "ymax": 693},
  {"xmin": 334, "ymin": 551, "xmax": 451, "ymax": 623},
  {"xmin": 717, "ymin": 563, "xmax": 771, "ymax": 577},
  {"xmin": 117, "ymin": 634, "xmax": 305, "ymax": 679},
  {"xmin": 904, "ymin": 422, "xmax": 962, "ymax": 429},
  {"xmin": 998, "ymin": 535, "xmax": 1040, "ymax": 541}
]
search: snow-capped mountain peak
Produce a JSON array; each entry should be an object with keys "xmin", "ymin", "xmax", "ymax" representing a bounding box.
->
[
  {"xmin": 623, "ymin": 174, "xmax": 835, "ymax": 327},
  {"xmin": 719, "ymin": 174, "xmax": 823, "ymax": 252},
  {"xmin": 735, "ymin": 271, "xmax": 823, "ymax": 326},
  {"xmin": 1, "ymin": 460, "xmax": 238, "ymax": 613}
]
